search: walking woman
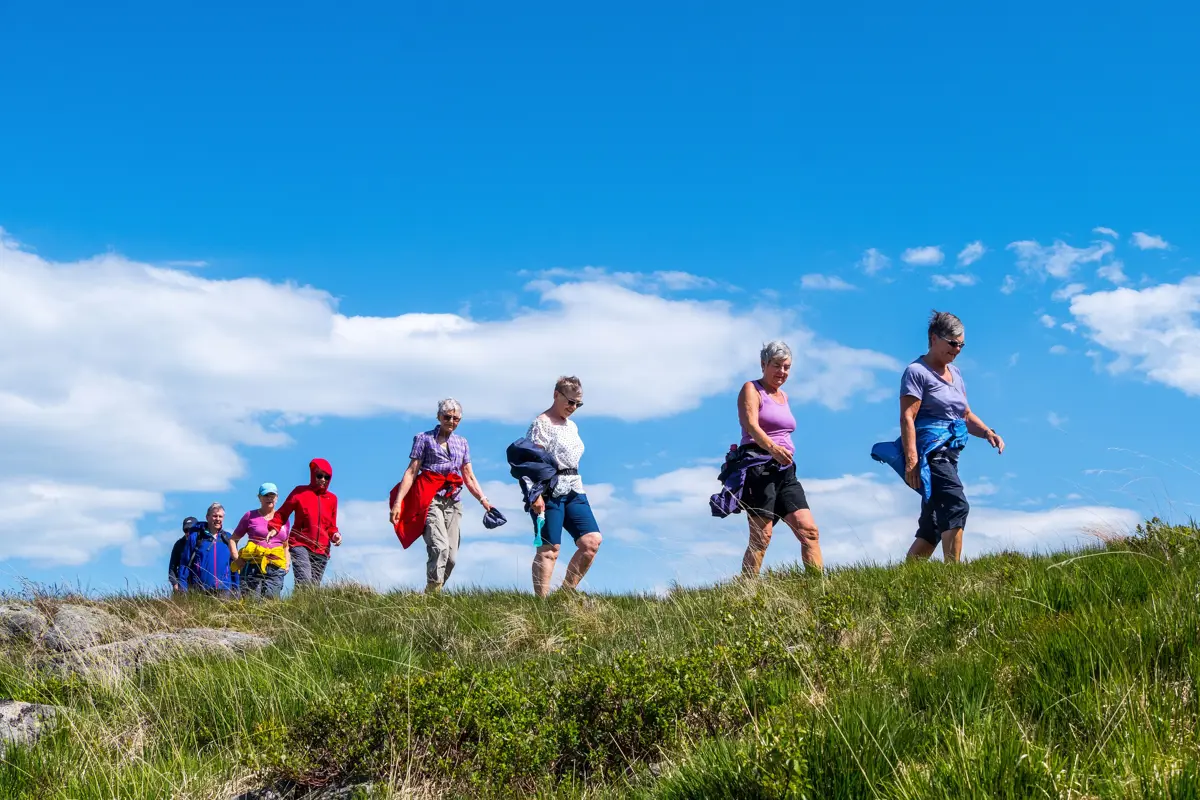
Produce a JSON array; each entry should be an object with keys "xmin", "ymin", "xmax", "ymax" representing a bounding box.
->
[
  {"xmin": 736, "ymin": 341, "xmax": 823, "ymax": 577},
  {"xmin": 389, "ymin": 398, "xmax": 493, "ymax": 593},
  {"xmin": 871, "ymin": 311, "xmax": 1005, "ymax": 562},
  {"xmin": 231, "ymin": 483, "xmax": 290, "ymax": 599},
  {"xmin": 268, "ymin": 458, "xmax": 339, "ymax": 587},
  {"xmin": 522, "ymin": 376, "xmax": 602, "ymax": 597}
]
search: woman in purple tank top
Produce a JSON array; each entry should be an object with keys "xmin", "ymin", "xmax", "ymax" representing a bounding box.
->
[{"xmin": 734, "ymin": 340, "xmax": 824, "ymax": 577}]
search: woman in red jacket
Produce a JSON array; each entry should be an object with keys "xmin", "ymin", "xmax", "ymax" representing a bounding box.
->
[{"xmin": 269, "ymin": 458, "xmax": 339, "ymax": 587}]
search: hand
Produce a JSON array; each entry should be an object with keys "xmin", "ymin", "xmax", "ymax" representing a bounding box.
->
[
  {"xmin": 904, "ymin": 462, "xmax": 922, "ymax": 492},
  {"xmin": 331, "ymin": 531, "xmax": 342, "ymax": 547},
  {"xmin": 531, "ymin": 495, "xmax": 546, "ymax": 515},
  {"xmin": 389, "ymin": 505, "xmax": 402, "ymax": 526},
  {"xmin": 770, "ymin": 445, "xmax": 794, "ymax": 467},
  {"xmin": 987, "ymin": 431, "xmax": 1006, "ymax": 454},
  {"xmin": 481, "ymin": 498, "xmax": 493, "ymax": 512}
]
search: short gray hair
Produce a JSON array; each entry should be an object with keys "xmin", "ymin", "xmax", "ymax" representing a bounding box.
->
[
  {"xmin": 206, "ymin": 503, "xmax": 224, "ymax": 516},
  {"xmin": 555, "ymin": 375, "xmax": 582, "ymax": 395},
  {"xmin": 760, "ymin": 340, "xmax": 792, "ymax": 366},
  {"xmin": 437, "ymin": 398, "xmax": 462, "ymax": 417},
  {"xmin": 927, "ymin": 310, "xmax": 964, "ymax": 344}
]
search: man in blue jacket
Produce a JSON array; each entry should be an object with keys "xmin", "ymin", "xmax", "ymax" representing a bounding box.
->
[{"xmin": 168, "ymin": 504, "xmax": 240, "ymax": 595}]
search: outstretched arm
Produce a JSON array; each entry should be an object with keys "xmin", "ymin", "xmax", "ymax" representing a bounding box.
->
[
  {"xmin": 462, "ymin": 462, "xmax": 492, "ymax": 511},
  {"xmin": 964, "ymin": 406, "xmax": 1005, "ymax": 454},
  {"xmin": 389, "ymin": 458, "xmax": 422, "ymax": 525},
  {"xmin": 900, "ymin": 395, "xmax": 922, "ymax": 491}
]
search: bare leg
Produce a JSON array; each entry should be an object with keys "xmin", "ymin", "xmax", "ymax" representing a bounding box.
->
[
  {"xmin": 781, "ymin": 508, "xmax": 823, "ymax": 572},
  {"xmin": 742, "ymin": 516, "xmax": 774, "ymax": 577},
  {"xmin": 941, "ymin": 527, "xmax": 964, "ymax": 563},
  {"xmin": 532, "ymin": 544, "xmax": 560, "ymax": 598},
  {"xmin": 562, "ymin": 533, "xmax": 602, "ymax": 590},
  {"xmin": 906, "ymin": 538, "xmax": 937, "ymax": 561}
]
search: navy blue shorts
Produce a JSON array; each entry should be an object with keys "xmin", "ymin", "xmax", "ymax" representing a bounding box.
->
[
  {"xmin": 532, "ymin": 491, "xmax": 599, "ymax": 546},
  {"xmin": 916, "ymin": 448, "xmax": 970, "ymax": 545}
]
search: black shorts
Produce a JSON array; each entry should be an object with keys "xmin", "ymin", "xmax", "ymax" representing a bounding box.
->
[
  {"xmin": 742, "ymin": 454, "xmax": 809, "ymax": 523},
  {"xmin": 916, "ymin": 447, "xmax": 970, "ymax": 545}
]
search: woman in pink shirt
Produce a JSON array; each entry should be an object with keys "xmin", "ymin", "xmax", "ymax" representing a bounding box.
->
[
  {"xmin": 736, "ymin": 341, "xmax": 823, "ymax": 577},
  {"xmin": 231, "ymin": 483, "xmax": 291, "ymax": 599}
]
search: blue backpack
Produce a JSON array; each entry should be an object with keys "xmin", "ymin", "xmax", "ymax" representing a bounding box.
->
[{"xmin": 175, "ymin": 519, "xmax": 240, "ymax": 592}]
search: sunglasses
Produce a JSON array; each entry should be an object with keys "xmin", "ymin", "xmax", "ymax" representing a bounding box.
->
[
  {"xmin": 439, "ymin": 414, "xmax": 461, "ymax": 422},
  {"xmin": 939, "ymin": 336, "xmax": 965, "ymax": 350},
  {"xmin": 313, "ymin": 472, "xmax": 330, "ymax": 480},
  {"xmin": 560, "ymin": 396, "xmax": 584, "ymax": 410}
]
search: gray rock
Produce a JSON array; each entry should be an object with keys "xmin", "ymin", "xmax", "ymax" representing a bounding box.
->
[
  {"xmin": 0, "ymin": 699, "xmax": 58, "ymax": 756},
  {"xmin": 0, "ymin": 604, "xmax": 48, "ymax": 644},
  {"xmin": 47, "ymin": 627, "xmax": 272, "ymax": 683},
  {"xmin": 42, "ymin": 604, "xmax": 126, "ymax": 652}
]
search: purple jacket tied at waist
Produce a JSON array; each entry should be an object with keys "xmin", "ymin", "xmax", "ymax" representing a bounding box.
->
[{"xmin": 710, "ymin": 444, "xmax": 776, "ymax": 518}]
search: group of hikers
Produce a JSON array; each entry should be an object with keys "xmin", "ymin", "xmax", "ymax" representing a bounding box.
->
[{"xmin": 167, "ymin": 310, "xmax": 1005, "ymax": 598}]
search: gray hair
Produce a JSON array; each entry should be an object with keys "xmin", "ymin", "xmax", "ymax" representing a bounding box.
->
[
  {"xmin": 437, "ymin": 398, "xmax": 462, "ymax": 417},
  {"xmin": 927, "ymin": 310, "xmax": 964, "ymax": 344},
  {"xmin": 206, "ymin": 503, "xmax": 224, "ymax": 516},
  {"xmin": 760, "ymin": 340, "xmax": 792, "ymax": 366},
  {"xmin": 555, "ymin": 375, "xmax": 582, "ymax": 395}
]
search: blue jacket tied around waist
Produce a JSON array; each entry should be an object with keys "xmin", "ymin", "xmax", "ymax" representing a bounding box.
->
[
  {"xmin": 506, "ymin": 437, "xmax": 561, "ymax": 512},
  {"xmin": 870, "ymin": 418, "xmax": 969, "ymax": 502},
  {"xmin": 710, "ymin": 444, "xmax": 776, "ymax": 518}
]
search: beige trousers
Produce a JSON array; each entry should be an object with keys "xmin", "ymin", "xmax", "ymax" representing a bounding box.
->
[{"xmin": 423, "ymin": 495, "xmax": 463, "ymax": 586}]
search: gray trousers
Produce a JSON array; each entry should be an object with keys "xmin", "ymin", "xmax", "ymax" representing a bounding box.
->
[
  {"xmin": 290, "ymin": 546, "xmax": 329, "ymax": 587},
  {"xmin": 423, "ymin": 495, "xmax": 463, "ymax": 586}
]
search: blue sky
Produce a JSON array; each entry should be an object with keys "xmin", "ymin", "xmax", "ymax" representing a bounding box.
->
[{"xmin": 1, "ymin": 2, "xmax": 1198, "ymax": 594}]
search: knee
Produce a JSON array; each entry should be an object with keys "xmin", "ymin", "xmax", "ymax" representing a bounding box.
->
[
  {"xmin": 535, "ymin": 545, "xmax": 560, "ymax": 562},
  {"xmin": 796, "ymin": 523, "xmax": 819, "ymax": 543},
  {"xmin": 747, "ymin": 524, "xmax": 773, "ymax": 551},
  {"xmin": 579, "ymin": 533, "xmax": 602, "ymax": 556}
]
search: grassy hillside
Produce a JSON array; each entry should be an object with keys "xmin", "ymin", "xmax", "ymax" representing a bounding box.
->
[{"xmin": 3, "ymin": 519, "xmax": 1200, "ymax": 799}]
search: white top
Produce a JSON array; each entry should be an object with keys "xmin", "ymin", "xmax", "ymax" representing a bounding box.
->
[{"xmin": 526, "ymin": 415, "xmax": 585, "ymax": 497}]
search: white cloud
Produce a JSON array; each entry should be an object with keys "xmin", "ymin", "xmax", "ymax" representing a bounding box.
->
[
  {"xmin": 1001, "ymin": 275, "xmax": 1018, "ymax": 295},
  {"xmin": 1097, "ymin": 260, "xmax": 1128, "ymax": 285},
  {"xmin": 902, "ymin": 246, "xmax": 945, "ymax": 267},
  {"xmin": 1007, "ymin": 239, "xmax": 1114, "ymax": 279},
  {"xmin": 1047, "ymin": 411, "xmax": 1067, "ymax": 428},
  {"xmin": 1052, "ymin": 283, "xmax": 1088, "ymax": 301},
  {"xmin": 1131, "ymin": 232, "xmax": 1170, "ymax": 251},
  {"xmin": 162, "ymin": 260, "xmax": 209, "ymax": 269},
  {"xmin": 957, "ymin": 241, "xmax": 986, "ymax": 267},
  {"xmin": 1008, "ymin": 353, "xmax": 1020, "ymax": 367},
  {"xmin": 1040, "ymin": 314, "xmax": 1057, "ymax": 328},
  {"xmin": 1061, "ymin": 323, "xmax": 1077, "ymax": 333},
  {"xmin": 1049, "ymin": 345, "xmax": 1068, "ymax": 355},
  {"xmin": 1092, "ymin": 227, "xmax": 1119, "ymax": 239},
  {"xmin": 0, "ymin": 230, "xmax": 901, "ymax": 568},
  {"xmin": 930, "ymin": 274, "xmax": 977, "ymax": 290},
  {"xmin": 1070, "ymin": 278, "xmax": 1200, "ymax": 397},
  {"xmin": 528, "ymin": 267, "xmax": 718, "ymax": 293},
  {"xmin": 0, "ymin": 481, "xmax": 162, "ymax": 566},
  {"xmin": 800, "ymin": 274, "xmax": 856, "ymax": 291},
  {"xmin": 858, "ymin": 248, "xmax": 891, "ymax": 276}
]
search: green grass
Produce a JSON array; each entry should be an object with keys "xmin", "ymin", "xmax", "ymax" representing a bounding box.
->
[{"xmin": 3, "ymin": 518, "xmax": 1200, "ymax": 798}]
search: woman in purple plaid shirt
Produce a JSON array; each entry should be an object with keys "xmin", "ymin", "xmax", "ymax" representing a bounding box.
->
[{"xmin": 389, "ymin": 398, "xmax": 493, "ymax": 593}]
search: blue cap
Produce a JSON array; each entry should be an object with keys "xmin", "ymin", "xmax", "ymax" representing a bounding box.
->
[{"xmin": 257, "ymin": 482, "xmax": 279, "ymax": 497}]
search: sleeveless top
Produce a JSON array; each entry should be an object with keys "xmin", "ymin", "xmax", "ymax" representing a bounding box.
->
[{"xmin": 739, "ymin": 380, "xmax": 797, "ymax": 454}]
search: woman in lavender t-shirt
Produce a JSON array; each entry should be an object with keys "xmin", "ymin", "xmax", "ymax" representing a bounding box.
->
[
  {"xmin": 736, "ymin": 340, "xmax": 824, "ymax": 577},
  {"xmin": 899, "ymin": 311, "xmax": 1005, "ymax": 563}
]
